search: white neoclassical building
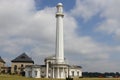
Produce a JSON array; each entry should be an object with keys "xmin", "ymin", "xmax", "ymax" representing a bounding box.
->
[
  {"xmin": 25, "ymin": 3, "xmax": 82, "ymax": 79},
  {"xmin": 25, "ymin": 55, "xmax": 82, "ymax": 78}
]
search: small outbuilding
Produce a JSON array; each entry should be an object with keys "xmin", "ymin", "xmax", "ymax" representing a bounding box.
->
[{"xmin": 11, "ymin": 53, "xmax": 34, "ymax": 74}]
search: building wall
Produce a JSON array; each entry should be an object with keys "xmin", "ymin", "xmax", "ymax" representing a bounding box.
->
[
  {"xmin": 0, "ymin": 62, "xmax": 5, "ymax": 67},
  {"xmin": 25, "ymin": 67, "xmax": 41, "ymax": 78},
  {"xmin": 25, "ymin": 65, "xmax": 82, "ymax": 79},
  {"xmin": 69, "ymin": 68, "xmax": 82, "ymax": 78},
  {"xmin": 25, "ymin": 67, "xmax": 32, "ymax": 77},
  {"xmin": 11, "ymin": 62, "xmax": 33, "ymax": 74},
  {"xmin": 0, "ymin": 62, "xmax": 5, "ymax": 73},
  {"xmin": 41, "ymin": 67, "xmax": 46, "ymax": 77},
  {"xmin": 31, "ymin": 68, "xmax": 41, "ymax": 78}
]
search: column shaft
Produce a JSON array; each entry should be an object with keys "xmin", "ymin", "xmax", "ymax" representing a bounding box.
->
[
  {"xmin": 52, "ymin": 67, "xmax": 54, "ymax": 78},
  {"xmin": 62, "ymin": 67, "xmax": 64, "ymax": 78},
  {"xmin": 55, "ymin": 3, "xmax": 64, "ymax": 64},
  {"xmin": 57, "ymin": 67, "xmax": 59, "ymax": 78},
  {"xmin": 46, "ymin": 62, "xmax": 49, "ymax": 78}
]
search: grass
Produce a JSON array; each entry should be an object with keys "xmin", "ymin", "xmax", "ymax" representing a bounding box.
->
[{"xmin": 0, "ymin": 74, "xmax": 120, "ymax": 80}]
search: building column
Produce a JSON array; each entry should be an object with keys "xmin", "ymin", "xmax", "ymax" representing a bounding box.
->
[
  {"xmin": 62, "ymin": 67, "xmax": 64, "ymax": 78},
  {"xmin": 65, "ymin": 68, "xmax": 67, "ymax": 78},
  {"xmin": 68, "ymin": 66, "xmax": 70, "ymax": 78},
  {"xmin": 52, "ymin": 67, "xmax": 54, "ymax": 78},
  {"xmin": 57, "ymin": 67, "xmax": 59, "ymax": 78},
  {"xmin": 32, "ymin": 69, "xmax": 34, "ymax": 78},
  {"xmin": 55, "ymin": 3, "xmax": 64, "ymax": 64},
  {"xmin": 46, "ymin": 61, "xmax": 49, "ymax": 78},
  {"xmin": 25, "ymin": 69, "xmax": 28, "ymax": 77},
  {"xmin": 65, "ymin": 68, "xmax": 68, "ymax": 78}
]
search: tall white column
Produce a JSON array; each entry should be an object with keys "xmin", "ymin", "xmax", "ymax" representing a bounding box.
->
[
  {"xmin": 55, "ymin": 3, "xmax": 64, "ymax": 64},
  {"xmin": 57, "ymin": 67, "xmax": 59, "ymax": 78},
  {"xmin": 46, "ymin": 61, "xmax": 49, "ymax": 78},
  {"xmin": 52, "ymin": 67, "xmax": 54, "ymax": 78}
]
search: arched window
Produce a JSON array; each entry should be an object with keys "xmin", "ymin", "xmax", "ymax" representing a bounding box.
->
[
  {"xmin": 14, "ymin": 65, "xmax": 17, "ymax": 72},
  {"xmin": 21, "ymin": 64, "xmax": 23, "ymax": 67},
  {"xmin": 20, "ymin": 64, "xmax": 24, "ymax": 72}
]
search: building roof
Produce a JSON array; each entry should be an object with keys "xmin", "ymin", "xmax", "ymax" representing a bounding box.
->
[
  {"xmin": 26, "ymin": 65, "xmax": 46, "ymax": 68},
  {"xmin": 0, "ymin": 56, "xmax": 5, "ymax": 63},
  {"xmin": 44, "ymin": 55, "xmax": 56, "ymax": 62},
  {"xmin": 45, "ymin": 55, "xmax": 56, "ymax": 60},
  {"xmin": 11, "ymin": 53, "xmax": 34, "ymax": 63},
  {"xmin": 69, "ymin": 65, "xmax": 82, "ymax": 69}
]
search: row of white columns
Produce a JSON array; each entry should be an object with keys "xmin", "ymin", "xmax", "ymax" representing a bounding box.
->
[
  {"xmin": 45, "ymin": 61, "xmax": 68, "ymax": 78},
  {"xmin": 52, "ymin": 66, "xmax": 68, "ymax": 78}
]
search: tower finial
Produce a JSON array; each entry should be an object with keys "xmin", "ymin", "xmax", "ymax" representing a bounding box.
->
[
  {"xmin": 57, "ymin": 3, "xmax": 63, "ymax": 6},
  {"xmin": 56, "ymin": 3, "xmax": 64, "ymax": 17}
]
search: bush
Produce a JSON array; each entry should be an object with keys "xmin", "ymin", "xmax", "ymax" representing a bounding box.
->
[{"xmin": 66, "ymin": 78, "xmax": 73, "ymax": 80}]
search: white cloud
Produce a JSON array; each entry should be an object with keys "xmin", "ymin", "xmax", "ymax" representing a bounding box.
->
[
  {"xmin": 68, "ymin": 0, "xmax": 120, "ymax": 72},
  {"xmin": 97, "ymin": 0, "xmax": 120, "ymax": 39},
  {"xmin": 0, "ymin": 0, "xmax": 35, "ymax": 36},
  {"xmin": 71, "ymin": 0, "xmax": 120, "ymax": 39},
  {"xmin": 71, "ymin": 0, "xmax": 106, "ymax": 21},
  {"xmin": 96, "ymin": 19, "xmax": 120, "ymax": 34}
]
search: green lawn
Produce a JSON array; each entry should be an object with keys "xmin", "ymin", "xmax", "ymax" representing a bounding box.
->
[{"xmin": 0, "ymin": 74, "xmax": 120, "ymax": 80}]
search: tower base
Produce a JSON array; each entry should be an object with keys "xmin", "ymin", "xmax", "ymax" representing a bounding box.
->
[{"xmin": 52, "ymin": 63, "xmax": 68, "ymax": 79}]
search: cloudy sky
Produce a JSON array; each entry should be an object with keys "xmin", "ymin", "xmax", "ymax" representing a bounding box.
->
[{"xmin": 0, "ymin": 0, "xmax": 120, "ymax": 72}]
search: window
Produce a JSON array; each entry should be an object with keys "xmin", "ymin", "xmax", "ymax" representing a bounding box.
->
[
  {"xmin": 34, "ymin": 71, "xmax": 38, "ymax": 76},
  {"xmin": 14, "ymin": 65, "xmax": 17, "ymax": 71},
  {"xmin": 20, "ymin": 64, "xmax": 24, "ymax": 71},
  {"xmin": 77, "ymin": 71, "xmax": 79, "ymax": 76},
  {"xmin": 21, "ymin": 64, "xmax": 23, "ymax": 67},
  {"xmin": 28, "ymin": 71, "xmax": 32, "ymax": 77},
  {"xmin": 14, "ymin": 65, "xmax": 17, "ymax": 73},
  {"xmin": 72, "ymin": 71, "xmax": 74, "ymax": 77}
]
